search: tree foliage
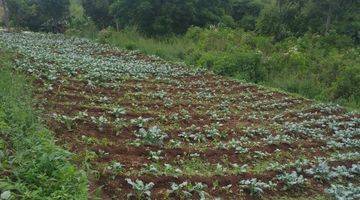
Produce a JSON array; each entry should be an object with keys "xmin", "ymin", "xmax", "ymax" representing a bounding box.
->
[
  {"xmin": 81, "ymin": 0, "xmax": 113, "ymax": 29},
  {"xmin": 7, "ymin": 0, "xmax": 70, "ymax": 32},
  {"xmin": 231, "ymin": 0, "xmax": 265, "ymax": 31},
  {"xmin": 108, "ymin": 0, "xmax": 233, "ymax": 36},
  {"xmin": 4, "ymin": 0, "xmax": 359, "ymax": 41},
  {"xmin": 256, "ymin": 0, "xmax": 360, "ymax": 42}
]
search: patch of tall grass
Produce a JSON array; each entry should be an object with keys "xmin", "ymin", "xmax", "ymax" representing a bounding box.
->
[
  {"xmin": 98, "ymin": 27, "xmax": 194, "ymax": 62},
  {"xmin": 67, "ymin": 26, "xmax": 193, "ymax": 62}
]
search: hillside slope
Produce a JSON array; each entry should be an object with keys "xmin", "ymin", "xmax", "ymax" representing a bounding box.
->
[{"xmin": 0, "ymin": 32, "xmax": 359, "ymax": 199}]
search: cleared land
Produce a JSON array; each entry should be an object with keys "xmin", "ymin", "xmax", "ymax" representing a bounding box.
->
[{"xmin": 0, "ymin": 32, "xmax": 359, "ymax": 199}]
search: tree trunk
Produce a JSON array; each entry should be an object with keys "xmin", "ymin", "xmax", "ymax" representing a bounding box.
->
[
  {"xmin": 1, "ymin": 0, "xmax": 9, "ymax": 31},
  {"xmin": 325, "ymin": 6, "xmax": 331, "ymax": 35},
  {"xmin": 116, "ymin": 21, "xmax": 120, "ymax": 31}
]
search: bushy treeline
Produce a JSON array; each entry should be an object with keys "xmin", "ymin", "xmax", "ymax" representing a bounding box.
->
[
  {"xmin": 257, "ymin": 0, "xmax": 359, "ymax": 43},
  {"xmin": 3, "ymin": 0, "xmax": 70, "ymax": 32},
  {"xmin": 2, "ymin": 0, "xmax": 359, "ymax": 42},
  {"xmin": 80, "ymin": 0, "xmax": 360, "ymax": 42}
]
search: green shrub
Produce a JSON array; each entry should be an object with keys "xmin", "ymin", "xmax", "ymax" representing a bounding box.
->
[
  {"xmin": 188, "ymin": 27, "xmax": 359, "ymax": 109},
  {"xmin": 330, "ymin": 65, "xmax": 360, "ymax": 105},
  {"xmin": 197, "ymin": 51, "xmax": 263, "ymax": 82},
  {"xmin": 186, "ymin": 27, "xmax": 265, "ymax": 82}
]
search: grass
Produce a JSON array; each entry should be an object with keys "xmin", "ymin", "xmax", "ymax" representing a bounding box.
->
[
  {"xmin": 69, "ymin": 27, "xmax": 193, "ymax": 62},
  {"xmin": 0, "ymin": 50, "xmax": 88, "ymax": 199},
  {"xmin": 99, "ymin": 28, "xmax": 193, "ymax": 61}
]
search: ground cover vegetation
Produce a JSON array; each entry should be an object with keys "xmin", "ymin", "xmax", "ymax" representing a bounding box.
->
[
  {"xmin": 0, "ymin": 49, "xmax": 88, "ymax": 199},
  {"xmin": 0, "ymin": 31, "xmax": 359, "ymax": 199}
]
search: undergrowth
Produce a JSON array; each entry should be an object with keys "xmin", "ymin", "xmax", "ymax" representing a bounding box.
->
[{"xmin": 0, "ymin": 49, "xmax": 88, "ymax": 199}]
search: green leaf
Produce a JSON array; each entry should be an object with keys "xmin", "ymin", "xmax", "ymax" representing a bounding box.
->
[{"xmin": 1, "ymin": 191, "xmax": 11, "ymax": 200}]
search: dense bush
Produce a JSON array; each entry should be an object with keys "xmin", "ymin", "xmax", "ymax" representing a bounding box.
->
[
  {"xmin": 185, "ymin": 27, "xmax": 359, "ymax": 108},
  {"xmin": 330, "ymin": 65, "xmax": 360, "ymax": 108},
  {"xmin": 185, "ymin": 28, "xmax": 267, "ymax": 82},
  {"xmin": 194, "ymin": 50, "xmax": 263, "ymax": 82}
]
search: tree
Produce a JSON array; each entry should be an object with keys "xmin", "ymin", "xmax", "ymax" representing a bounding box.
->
[
  {"xmin": 303, "ymin": 0, "xmax": 359, "ymax": 35},
  {"xmin": 6, "ymin": 0, "xmax": 70, "ymax": 32},
  {"xmin": 0, "ymin": 0, "xmax": 9, "ymax": 30},
  {"xmin": 256, "ymin": 2, "xmax": 294, "ymax": 41},
  {"xmin": 37, "ymin": 0, "xmax": 70, "ymax": 32},
  {"xmin": 109, "ymin": 0, "xmax": 233, "ymax": 36},
  {"xmin": 82, "ymin": 0, "xmax": 113, "ymax": 29},
  {"xmin": 231, "ymin": 0, "xmax": 264, "ymax": 30},
  {"xmin": 256, "ymin": 0, "xmax": 359, "ymax": 42}
]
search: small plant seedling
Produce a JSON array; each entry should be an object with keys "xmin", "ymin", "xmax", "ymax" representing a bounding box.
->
[
  {"xmin": 135, "ymin": 126, "xmax": 168, "ymax": 146},
  {"xmin": 126, "ymin": 179, "xmax": 154, "ymax": 200},
  {"xmin": 110, "ymin": 106, "xmax": 126, "ymax": 117},
  {"xmin": 91, "ymin": 116, "xmax": 109, "ymax": 132}
]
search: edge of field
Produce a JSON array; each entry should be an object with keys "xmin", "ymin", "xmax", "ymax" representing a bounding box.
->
[{"xmin": 0, "ymin": 48, "xmax": 88, "ymax": 199}]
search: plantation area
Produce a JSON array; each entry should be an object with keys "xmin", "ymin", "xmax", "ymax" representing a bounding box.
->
[
  {"xmin": 1, "ymin": 31, "xmax": 359, "ymax": 199},
  {"xmin": 91, "ymin": 27, "xmax": 360, "ymax": 109}
]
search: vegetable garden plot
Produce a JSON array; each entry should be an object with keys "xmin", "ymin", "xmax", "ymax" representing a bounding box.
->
[{"xmin": 0, "ymin": 32, "xmax": 359, "ymax": 200}]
